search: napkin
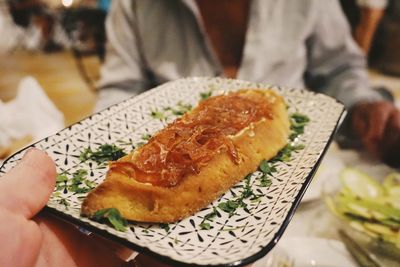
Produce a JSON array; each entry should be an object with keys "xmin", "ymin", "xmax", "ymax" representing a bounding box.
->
[{"xmin": 0, "ymin": 76, "xmax": 64, "ymax": 152}]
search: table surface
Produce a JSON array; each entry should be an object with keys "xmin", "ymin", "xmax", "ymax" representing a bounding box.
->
[{"xmin": 0, "ymin": 50, "xmax": 98, "ymax": 126}]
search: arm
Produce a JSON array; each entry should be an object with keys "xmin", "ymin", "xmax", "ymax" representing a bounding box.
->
[
  {"xmin": 305, "ymin": 0, "xmax": 400, "ymax": 167},
  {"xmin": 96, "ymin": 0, "xmax": 151, "ymax": 110},
  {"xmin": 354, "ymin": 7, "xmax": 385, "ymax": 54},
  {"xmin": 354, "ymin": 0, "xmax": 387, "ymax": 54},
  {"xmin": 305, "ymin": 0, "xmax": 383, "ymax": 109}
]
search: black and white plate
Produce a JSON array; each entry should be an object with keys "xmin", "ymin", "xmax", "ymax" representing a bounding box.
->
[{"xmin": 0, "ymin": 77, "xmax": 345, "ymax": 266}]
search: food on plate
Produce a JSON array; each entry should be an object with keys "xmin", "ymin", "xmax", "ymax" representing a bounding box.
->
[
  {"xmin": 81, "ymin": 89, "xmax": 290, "ymax": 223},
  {"xmin": 325, "ymin": 168, "xmax": 400, "ymax": 249}
]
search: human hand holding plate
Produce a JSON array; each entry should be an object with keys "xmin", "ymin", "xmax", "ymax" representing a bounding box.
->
[{"xmin": 0, "ymin": 149, "xmax": 131, "ymax": 267}]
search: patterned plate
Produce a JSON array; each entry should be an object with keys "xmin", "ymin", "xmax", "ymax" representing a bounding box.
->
[{"xmin": 0, "ymin": 77, "xmax": 345, "ymax": 266}]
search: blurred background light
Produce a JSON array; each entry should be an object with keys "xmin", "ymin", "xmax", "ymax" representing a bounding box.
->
[{"xmin": 62, "ymin": 0, "xmax": 73, "ymax": 8}]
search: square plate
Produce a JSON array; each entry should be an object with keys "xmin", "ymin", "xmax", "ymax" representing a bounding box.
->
[{"xmin": 0, "ymin": 77, "xmax": 345, "ymax": 266}]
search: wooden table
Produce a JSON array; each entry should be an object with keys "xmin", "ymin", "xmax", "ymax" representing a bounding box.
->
[
  {"xmin": 0, "ymin": 50, "xmax": 98, "ymax": 157},
  {"xmin": 0, "ymin": 50, "xmax": 98, "ymax": 125}
]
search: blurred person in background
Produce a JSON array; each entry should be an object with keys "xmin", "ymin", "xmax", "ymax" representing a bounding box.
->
[
  {"xmin": 61, "ymin": 7, "xmax": 106, "ymax": 58},
  {"xmin": 368, "ymin": 0, "xmax": 400, "ymax": 76},
  {"xmin": 341, "ymin": 0, "xmax": 400, "ymax": 75},
  {"xmin": 354, "ymin": 0, "xmax": 388, "ymax": 54},
  {"xmin": 0, "ymin": 1, "xmax": 25, "ymax": 53},
  {"xmin": 4, "ymin": 0, "xmax": 70, "ymax": 52},
  {"xmin": 97, "ymin": 0, "xmax": 400, "ymax": 167},
  {"xmin": 97, "ymin": 0, "xmax": 111, "ymax": 13},
  {"xmin": 2, "ymin": 0, "xmax": 107, "ymax": 54}
]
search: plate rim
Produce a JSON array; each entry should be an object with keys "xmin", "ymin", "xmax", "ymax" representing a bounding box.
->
[{"xmin": 0, "ymin": 77, "xmax": 347, "ymax": 267}]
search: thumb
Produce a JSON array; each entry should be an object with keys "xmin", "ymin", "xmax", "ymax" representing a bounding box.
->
[{"xmin": 0, "ymin": 148, "xmax": 56, "ymax": 219}]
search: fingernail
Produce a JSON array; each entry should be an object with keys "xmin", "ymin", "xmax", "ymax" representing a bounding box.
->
[{"xmin": 22, "ymin": 147, "xmax": 38, "ymax": 161}]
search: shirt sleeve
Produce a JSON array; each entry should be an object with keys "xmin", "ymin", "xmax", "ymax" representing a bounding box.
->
[
  {"xmin": 305, "ymin": 0, "xmax": 383, "ymax": 109},
  {"xmin": 96, "ymin": 0, "xmax": 151, "ymax": 110},
  {"xmin": 356, "ymin": 0, "xmax": 388, "ymax": 9}
]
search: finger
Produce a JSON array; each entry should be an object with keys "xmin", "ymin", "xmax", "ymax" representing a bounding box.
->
[
  {"xmin": 0, "ymin": 208, "xmax": 42, "ymax": 267},
  {"xmin": 364, "ymin": 102, "xmax": 392, "ymax": 142},
  {"xmin": 35, "ymin": 214, "xmax": 132, "ymax": 267},
  {"xmin": 380, "ymin": 110, "xmax": 400, "ymax": 165},
  {"xmin": 0, "ymin": 148, "xmax": 56, "ymax": 219},
  {"xmin": 353, "ymin": 102, "xmax": 392, "ymax": 156},
  {"xmin": 351, "ymin": 105, "xmax": 368, "ymax": 138},
  {"xmin": 383, "ymin": 110, "xmax": 400, "ymax": 144},
  {"xmin": 38, "ymin": 212, "xmax": 137, "ymax": 262}
]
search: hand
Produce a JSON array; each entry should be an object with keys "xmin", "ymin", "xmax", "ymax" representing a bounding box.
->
[
  {"xmin": 0, "ymin": 148, "xmax": 131, "ymax": 267},
  {"xmin": 351, "ymin": 101, "xmax": 400, "ymax": 166}
]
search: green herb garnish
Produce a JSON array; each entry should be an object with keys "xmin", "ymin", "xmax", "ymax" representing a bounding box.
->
[
  {"xmin": 80, "ymin": 144, "xmax": 126, "ymax": 164},
  {"xmin": 141, "ymin": 133, "xmax": 152, "ymax": 141},
  {"xmin": 218, "ymin": 199, "xmax": 242, "ymax": 217},
  {"xmin": 199, "ymin": 207, "xmax": 219, "ymax": 230},
  {"xmin": 56, "ymin": 173, "xmax": 69, "ymax": 191},
  {"xmin": 116, "ymin": 139, "xmax": 133, "ymax": 146},
  {"xmin": 289, "ymin": 113, "xmax": 310, "ymax": 141},
  {"xmin": 84, "ymin": 179, "xmax": 96, "ymax": 189},
  {"xmin": 168, "ymin": 101, "xmax": 192, "ymax": 116},
  {"xmin": 69, "ymin": 169, "xmax": 92, "ymax": 193},
  {"xmin": 58, "ymin": 198, "xmax": 70, "ymax": 209},
  {"xmin": 272, "ymin": 143, "xmax": 305, "ymax": 162},
  {"xmin": 150, "ymin": 101, "xmax": 192, "ymax": 121},
  {"xmin": 55, "ymin": 169, "xmax": 95, "ymax": 194},
  {"xmin": 56, "ymin": 173, "xmax": 68, "ymax": 183},
  {"xmin": 92, "ymin": 208, "xmax": 128, "ymax": 232},
  {"xmin": 199, "ymin": 222, "xmax": 212, "ymax": 230},
  {"xmin": 150, "ymin": 110, "xmax": 168, "ymax": 120},
  {"xmin": 217, "ymin": 175, "xmax": 262, "ymax": 217},
  {"xmin": 204, "ymin": 207, "xmax": 219, "ymax": 221},
  {"xmin": 260, "ymin": 174, "xmax": 273, "ymax": 187},
  {"xmin": 200, "ymin": 90, "xmax": 213, "ymax": 101},
  {"xmin": 53, "ymin": 192, "xmax": 70, "ymax": 209},
  {"xmin": 259, "ymin": 160, "xmax": 277, "ymax": 175},
  {"xmin": 291, "ymin": 113, "xmax": 310, "ymax": 124},
  {"xmin": 160, "ymin": 223, "xmax": 170, "ymax": 233},
  {"xmin": 258, "ymin": 160, "xmax": 277, "ymax": 187},
  {"xmin": 136, "ymin": 133, "xmax": 153, "ymax": 148},
  {"xmin": 242, "ymin": 174, "xmax": 262, "ymax": 199}
]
